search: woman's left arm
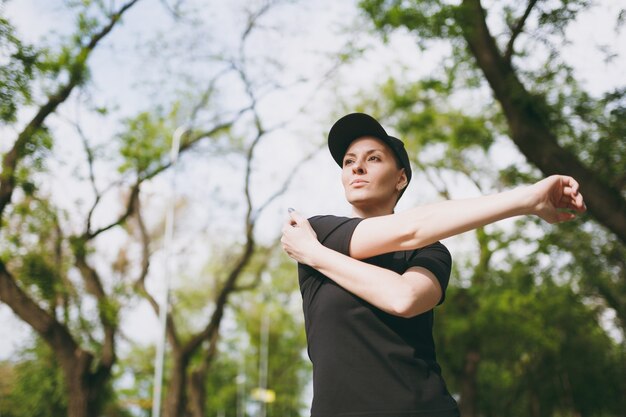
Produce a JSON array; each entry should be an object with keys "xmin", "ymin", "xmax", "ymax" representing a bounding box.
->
[{"xmin": 281, "ymin": 211, "xmax": 442, "ymax": 318}]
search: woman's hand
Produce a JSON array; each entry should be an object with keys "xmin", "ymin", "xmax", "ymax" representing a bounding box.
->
[
  {"xmin": 281, "ymin": 209, "xmax": 322, "ymax": 266},
  {"xmin": 529, "ymin": 175, "xmax": 586, "ymax": 223}
]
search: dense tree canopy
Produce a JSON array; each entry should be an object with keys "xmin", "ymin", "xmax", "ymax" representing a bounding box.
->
[{"xmin": 360, "ymin": 0, "xmax": 626, "ymax": 243}]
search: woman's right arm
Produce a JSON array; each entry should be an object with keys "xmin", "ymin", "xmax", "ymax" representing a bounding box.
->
[{"xmin": 349, "ymin": 175, "xmax": 586, "ymax": 260}]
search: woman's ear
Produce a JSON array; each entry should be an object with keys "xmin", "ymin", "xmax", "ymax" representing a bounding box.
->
[{"xmin": 396, "ymin": 169, "xmax": 408, "ymax": 191}]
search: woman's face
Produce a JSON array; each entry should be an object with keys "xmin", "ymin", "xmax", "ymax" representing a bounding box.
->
[{"xmin": 341, "ymin": 136, "xmax": 407, "ymax": 211}]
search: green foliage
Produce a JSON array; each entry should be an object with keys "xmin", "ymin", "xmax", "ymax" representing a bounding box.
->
[
  {"xmin": 18, "ymin": 251, "xmax": 63, "ymax": 304},
  {"xmin": 435, "ymin": 232, "xmax": 626, "ymax": 416},
  {"xmin": 0, "ymin": 0, "xmax": 114, "ymax": 126},
  {"xmin": 0, "ymin": 340, "xmax": 67, "ymax": 417},
  {"xmin": 535, "ymin": 0, "xmax": 592, "ymax": 34},
  {"xmin": 537, "ymin": 217, "xmax": 626, "ymax": 328},
  {"xmin": 99, "ymin": 296, "xmax": 121, "ymax": 328},
  {"xmin": 350, "ymin": 76, "xmax": 498, "ymax": 182},
  {"xmin": 0, "ymin": 338, "xmax": 134, "ymax": 417},
  {"xmin": 114, "ymin": 345, "xmax": 156, "ymax": 416},
  {"xmin": 226, "ymin": 269, "xmax": 310, "ymax": 417},
  {"xmin": 0, "ymin": 197, "xmax": 68, "ymax": 313},
  {"xmin": 178, "ymin": 249, "xmax": 309, "ymax": 417},
  {"xmin": 550, "ymin": 84, "xmax": 626, "ymax": 190},
  {"xmin": 202, "ymin": 348, "xmax": 241, "ymax": 416},
  {"xmin": 117, "ymin": 108, "xmax": 180, "ymax": 176},
  {"xmin": 112, "ymin": 252, "xmax": 310, "ymax": 417},
  {"xmin": 359, "ymin": 0, "xmax": 462, "ymax": 44},
  {"xmin": 0, "ymin": 16, "xmax": 41, "ymax": 122},
  {"xmin": 360, "ymin": 0, "xmax": 595, "ymax": 52}
]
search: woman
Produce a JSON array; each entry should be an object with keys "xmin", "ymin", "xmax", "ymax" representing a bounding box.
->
[{"xmin": 281, "ymin": 113, "xmax": 586, "ymax": 417}]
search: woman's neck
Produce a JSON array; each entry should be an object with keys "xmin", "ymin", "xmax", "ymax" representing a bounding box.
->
[{"xmin": 351, "ymin": 203, "xmax": 395, "ymax": 218}]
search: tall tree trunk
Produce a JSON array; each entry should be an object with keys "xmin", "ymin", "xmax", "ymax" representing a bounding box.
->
[
  {"xmin": 188, "ymin": 329, "xmax": 220, "ymax": 417},
  {"xmin": 65, "ymin": 358, "xmax": 93, "ymax": 417},
  {"xmin": 188, "ymin": 366, "xmax": 207, "ymax": 417},
  {"xmin": 459, "ymin": 350, "xmax": 480, "ymax": 417},
  {"xmin": 0, "ymin": 262, "xmax": 112, "ymax": 417},
  {"xmin": 529, "ymin": 390, "xmax": 541, "ymax": 417},
  {"xmin": 164, "ymin": 351, "xmax": 191, "ymax": 417},
  {"xmin": 163, "ymin": 238, "xmax": 256, "ymax": 415},
  {"xmin": 60, "ymin": 348, "xmax": 112, "ymax": 417},
  {"xmin": 458, "ymin": 0, "xmax": 626, "ymax": 245}
]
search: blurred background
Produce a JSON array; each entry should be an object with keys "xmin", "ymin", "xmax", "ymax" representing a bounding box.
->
[{"xmin": 0, "ymin": 0, "xmax": 624, "ymax": 416}]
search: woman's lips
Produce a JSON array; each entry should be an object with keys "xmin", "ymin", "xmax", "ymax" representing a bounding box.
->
[{"xmin": 350, "ymin": 179, "xmax": 368, "ymax": 187}]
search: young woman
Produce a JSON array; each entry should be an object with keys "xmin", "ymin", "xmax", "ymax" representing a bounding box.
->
[{"xmin": 281, "ymin": 113, "xmax": 586, "ymax": 417}]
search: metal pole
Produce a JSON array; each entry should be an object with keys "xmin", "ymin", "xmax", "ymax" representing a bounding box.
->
[
  {"xmin": 259, "ymin": 312, "xmax": 270, "ymax": 417},
  {"xmin": 151, "ymin": 125, "xmax": 188, "ymax": 417}
]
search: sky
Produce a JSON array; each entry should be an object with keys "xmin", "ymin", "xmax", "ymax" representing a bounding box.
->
[{"xmin": 1, "ymin": 0, "xmax": 625, "ymax": 394}]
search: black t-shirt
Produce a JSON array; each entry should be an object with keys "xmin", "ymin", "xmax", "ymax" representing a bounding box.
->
[{"xmin": 298, "ymin": 215, "xmax": 459, "ymax": 417}]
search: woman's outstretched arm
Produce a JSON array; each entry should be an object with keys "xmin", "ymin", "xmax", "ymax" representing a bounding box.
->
[
  {"xmin": 281, "ymin": 175, "xmax": 585, "ymax": 317},
  {"xmin": 348, "ymin": 175, "xmax": 586, "ymax": 259}
]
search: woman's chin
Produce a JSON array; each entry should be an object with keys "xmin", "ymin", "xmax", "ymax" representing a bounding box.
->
[{"xmin": 346, "ymin": 192, "xmax": 383, "ymax": 208}]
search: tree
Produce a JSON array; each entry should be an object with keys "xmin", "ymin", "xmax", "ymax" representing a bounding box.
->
[
  {"xmin": 359, "ymin": 0, "xmax": 626, "ymax": 244},
  {"xmin": 357, "ymin": 0, "xmax": 626, "ymax": 340},
  {"xmin": 199, "ymin": 253, "xmax": 311, "ymax": 417},
  {"xmin": 117, "ymin": 3, "xmax": 326, "ymax": 415},
  {"xmin": 3, "ymin": 0, "xmax": 343, "ymax": 415},
  {"xmin": 0, "ymin": 340, "xmax": 67, "ymax": 417},
  {"xmin": 0, "ymin": 3, "xmax": 144, "ymax": 416},
  {"xmin": 113, "ymin": 253, "xmax": 310, "ymax": 417}
]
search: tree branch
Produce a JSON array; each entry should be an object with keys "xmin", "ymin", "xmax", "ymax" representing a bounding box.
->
[
  {"xmin": 0, "ymin": 0, "xmax": 142, "ymax": 225},
  {"xmin": 504, "ymin": 0, "xmax": 538, "ymax": 64},
  {"xmin": 459, "ymin": 0, "xmax": 626, "ymax": 244},
  {"xmin": 132, "ymin": 195, "xmax": 180, "ymax": 349},
  {"xmin": 82, "ymin": 117, "xmax": 239, "ymax": 239},
  {"xmin": 180, "ymin": 60, "xmax": 265, "ymax": 358},
  {"xmin": 0, "ymin": 260, "xmax": 81, "ymax": 370},
  {"xmin": 86, "ymin": 181, "xmax": 140, "ymax": 239},
  {"xmin": 233, "ymin": 242, "xmax": 280, "ymax": 293},
  {"xmin": 59, "ymin": 117, "xmax": 104, "ymax": 235},
  {"xmin": 254, "ymin": 143, "xmax": 323, "ymax": 218}
]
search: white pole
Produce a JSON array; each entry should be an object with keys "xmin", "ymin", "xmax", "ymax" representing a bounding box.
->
[
  {"xmin": 259, "ymin": 312, "xmax": 270, "ymax": 417},
  {"xmin": 151, "ymin": 125, "xmax": 188, "ymax": 417}
]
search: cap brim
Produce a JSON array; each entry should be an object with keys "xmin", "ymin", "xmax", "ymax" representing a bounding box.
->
[{"xmin": 328, "ymin": 113, "xmax": 389, "ymax": 166}]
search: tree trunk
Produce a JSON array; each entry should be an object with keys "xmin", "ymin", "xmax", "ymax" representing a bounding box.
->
[
  {"xmin": 62, "ymin": 349, "xmax": 111, "ymax": 417},
  {"xmin": 529, "ymin": 390, "xmax": 541, "ymax": 417},
  {"xmin": 458, "ymin": 0, "xmax": 626, "ymax": 245},
  {"xmin": 188, "ymin": 366, "xmax": 207, "ymax": 417},
  {"xmin": 164, "ymin": 351, "xmax": 191, "ymax": 417},
  {"xmin": 163, "ymin": 238, "xmax": 255, "ymax": 416},
  {"xmin": 459, "ymin": 350, "xmax": 480, "ymax": 417},
  {"xmin": 188, "ymin": 329, "xmax": 220, "ymax": 417},
  {"xmin": 66, "ymin": 363, "xmax": 92, "ymax": 417}
]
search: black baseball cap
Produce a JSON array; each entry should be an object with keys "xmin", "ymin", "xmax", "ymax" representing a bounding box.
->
[{"xmin": 328, "ymin": 113, "xmax": 412, "ymax": 186}]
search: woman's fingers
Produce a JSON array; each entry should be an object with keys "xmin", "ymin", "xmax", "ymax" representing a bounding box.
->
[
  {"xmin": 566, "ymin": 176, "xmax": 580, "ymax": 194},
  {"xmin": 552, "ymin": 175, "xmax": 585, "ymax": 212},
  {"xmin": 575, "ymin": 193, "xmax": 585, "ymax": 211},
  {"xmin": 288, "ymin": 209, "xmax": 306, "ymax": 226},
  {"xmin": 535, "ymin": 175, "xmax": 586, "ymax": 224}
]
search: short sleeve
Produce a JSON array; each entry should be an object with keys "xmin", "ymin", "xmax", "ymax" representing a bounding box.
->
[
  {"xmin": 308, "ymin": 215, "xmax": 364, "ymax": 255},
  {"xmin": 406, "ymin": 242, "xmax": 452, "ymax": 305},
  {"xmin": 297, "ymin": 215, "xmax": 364, "ymax": 301}
]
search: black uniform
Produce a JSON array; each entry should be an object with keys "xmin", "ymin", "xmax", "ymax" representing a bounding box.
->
[{"xmin": 298, "ymin": 215, "xmax": 460, "ymax": 417}]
